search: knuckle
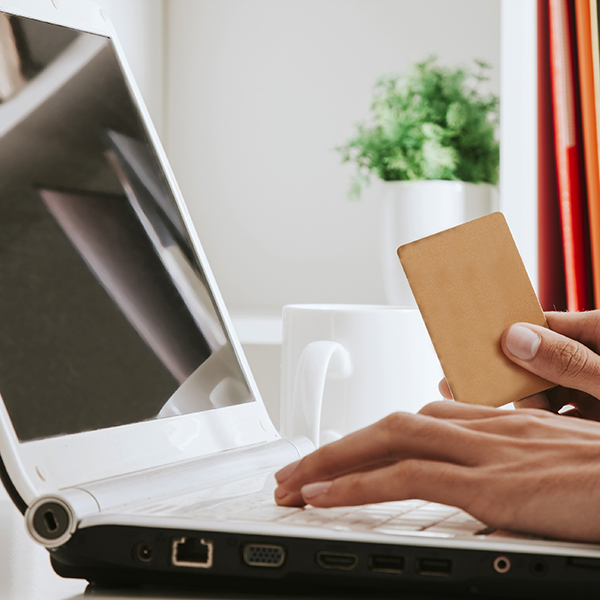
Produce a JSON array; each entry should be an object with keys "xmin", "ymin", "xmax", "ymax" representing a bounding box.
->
[
  {"xmin": 504, "ymin": 414, "xmax": 550, "ymax": 441},
  {"xmin": 386, "ymin": 460, "xmax": 419, "ymax": 498},
  {"xmin": 549, "ymin": 340, "xmax": 590, "ymax": 378},
  {"xmin": 516, "ymin": 408, "xmax": 548, "ymax": 422},
  {"xmin": 377, "ymin": 413, "xmax": 406, "ymax": 460},
  {"xmin": 418, "ymin": 400, "xmax": 446, "ymax": 416},
  {"xmin": 500, "ymin": 414, "xmax": 533, "ymax": 436},
  {"xmin": 513, "ymin": 413, "xmax": 540, "ymax": 428},
  {"xmin": 381, "ymin": 411, "xmax": 406, "ymax": 434},
  {"xmin": 393, "ymin": 458, "xmax": 422, "ymax": 482},
  {"xmin": 343, "ymin": 473, "xmax": 364, "ymax": 496}
]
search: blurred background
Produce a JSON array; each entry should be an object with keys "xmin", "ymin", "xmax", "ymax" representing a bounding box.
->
[{"xmin": 92, "ymin": 0, "xmax": 535, "ymax": 424}]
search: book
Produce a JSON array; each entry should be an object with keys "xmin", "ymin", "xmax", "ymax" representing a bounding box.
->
[
  {"xmin": 538, "ymin": 0, "xmax": 568, "ymax": 311},
  {"xmin": 548, "ymin": 0, "xmax": 593, "ymax": 310},
  {"xmin": 587, "ymin": 0, "xmax": 600, "ymax": 307}
]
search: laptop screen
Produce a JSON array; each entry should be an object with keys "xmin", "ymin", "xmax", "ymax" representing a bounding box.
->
[{"xmin": 0, "ymin": 13, "xmax": 253, "ymax": 442}]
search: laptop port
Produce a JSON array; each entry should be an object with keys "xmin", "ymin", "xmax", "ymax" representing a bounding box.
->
[
  {"xmin": 368, "ymin": 554, "xmax": 404, "ymax": 573},
  {"xmin": 493, "ymin": 555, "xmax": 511, "ymax": 574},
  {"xmin": 135, "ymin": 543, "xmax": 153, "ymax": 563},
  {"xmin": 171, "ymin": 537, "xmax": 213, "ymax": 569},
  {"xmin": 415, "ymin": 557, "xmax": 452, "ymax": 577},
  {"xmin": 567, "ymin": 556, "xmax": 600, "ymax": 570},
  {"xmin": 530, "ymin": 559, "xmax": 548, "ymax": 576},
  {"xmin": 316, "ymin": 551, "xmax": 358, "ymax": 571},
  {"xmin": 242, "ymin": 544, "xmax": 286, "ymax": 568}
]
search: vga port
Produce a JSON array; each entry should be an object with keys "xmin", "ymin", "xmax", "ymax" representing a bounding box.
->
[{"xmin": 242, "ymin": 543, "xmax": 286, "ymax": 568}]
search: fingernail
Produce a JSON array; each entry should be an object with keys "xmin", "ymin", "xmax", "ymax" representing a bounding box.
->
[
  {"xmin": 505, "ymin": 324, "xmax": 542, "ymax": 360},
  {"xmin": 275, "ymin": 460, "xmax": 300, "ymax": 484},
  {"xmin": 301, "ymin": 481, "xmax": 332, "ymax": 500}
]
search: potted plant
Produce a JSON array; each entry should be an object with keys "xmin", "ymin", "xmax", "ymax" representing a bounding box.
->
[{"xmin": 338, "ymin": 57, "xmax": 499, "ymax": 305}]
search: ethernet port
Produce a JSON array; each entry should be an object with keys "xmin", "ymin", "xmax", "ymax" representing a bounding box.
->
[{"xmin": 171, "ymin": 537, "xmax": 213, "ymax": 569}]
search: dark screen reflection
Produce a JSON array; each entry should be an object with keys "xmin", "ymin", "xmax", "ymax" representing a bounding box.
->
[{"xmin": 0, "ymin": 14, "xmax": 252, "ymax": 442}]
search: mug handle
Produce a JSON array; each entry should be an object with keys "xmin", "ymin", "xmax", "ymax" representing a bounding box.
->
[{"xmin": 291, "ymin": 340, "xmax": 352, "ymax": 448}]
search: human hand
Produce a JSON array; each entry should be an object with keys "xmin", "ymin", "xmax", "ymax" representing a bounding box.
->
[
  {"xmin": 439, "ymin": 310, "xmax": 600, "ymax": 419},
  {"xmin": 274, "ymin": 401, "xmax": 600, "ymax": 542}
]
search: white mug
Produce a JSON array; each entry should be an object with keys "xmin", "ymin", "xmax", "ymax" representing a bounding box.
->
[{"xmin": 280, "ymin": 304, "xmax": 442, "ymax": 447}]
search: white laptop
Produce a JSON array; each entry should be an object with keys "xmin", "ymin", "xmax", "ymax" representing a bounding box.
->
[{"xmin": 0, "ymin": 1, "xmax": 600, "ymax": 597}]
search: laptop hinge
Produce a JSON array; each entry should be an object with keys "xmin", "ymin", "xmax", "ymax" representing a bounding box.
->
[{"xmin": 25, "ymin": 436, "xmax": 312, "ymax": 548}]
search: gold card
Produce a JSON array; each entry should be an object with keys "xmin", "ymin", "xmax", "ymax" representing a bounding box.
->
[{"xmin": 397, "ymin": 212, "xmax": 554, "ymax": 407}]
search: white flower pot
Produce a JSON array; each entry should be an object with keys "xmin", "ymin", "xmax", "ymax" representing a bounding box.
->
[{"xmin": 381, "ymin": 180, "xmax": 497, "ymax": 306}]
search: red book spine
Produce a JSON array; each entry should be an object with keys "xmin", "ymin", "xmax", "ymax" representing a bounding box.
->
[
  {"xmin": 548, "ymin": 0, "xmax": 593, "ymax": 311},
  {"xmin": 539, "ymin": 0, "xmax": 567, "ymax": 311}
]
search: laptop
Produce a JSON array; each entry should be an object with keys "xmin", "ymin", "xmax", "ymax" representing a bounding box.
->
[{"xmin": 1, "ymin": 1, "xmax": 600, "ymax": 597}]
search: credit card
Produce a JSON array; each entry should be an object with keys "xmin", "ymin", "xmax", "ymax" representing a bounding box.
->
[{"xmin": 397, "ymin": 212, "xmax": 554, "ymax": 407}]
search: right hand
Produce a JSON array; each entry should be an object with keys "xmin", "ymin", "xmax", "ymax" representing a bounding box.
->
[
  {"xmin": 275, "ymin": 401, "xmax": 600, "ymax": 542},
  {"xmin": 439, "ymin": 310, "xmax": 600, "ymax": 420}
]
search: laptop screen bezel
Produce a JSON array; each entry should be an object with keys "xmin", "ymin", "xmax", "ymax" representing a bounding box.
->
[{"xmin": 0, "ymin": 0, "xmax": 279, "ymax": 509}]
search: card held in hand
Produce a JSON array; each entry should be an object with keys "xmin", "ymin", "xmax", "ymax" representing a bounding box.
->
[{"xmin": 397, "ymin": 212, "xmax": 554, "ymax": 407}]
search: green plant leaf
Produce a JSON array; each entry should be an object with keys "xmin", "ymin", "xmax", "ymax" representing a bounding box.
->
[{"xmin": 337, "ymin": 56, "xmax": 499, "ymax": 198}]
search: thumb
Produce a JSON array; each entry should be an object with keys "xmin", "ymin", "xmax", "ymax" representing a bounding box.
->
[{"xmin": 502, "ymin": 323, "xmax": 600, "ymax": 399}]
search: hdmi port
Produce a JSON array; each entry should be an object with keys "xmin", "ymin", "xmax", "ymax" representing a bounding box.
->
[{"xmin": 316, "ymin": 551, "xmax": 358, "ymax": 571}]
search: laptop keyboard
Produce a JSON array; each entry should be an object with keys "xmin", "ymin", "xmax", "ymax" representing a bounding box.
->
[{"xmin": 169, "ymin": 493, "xmax": 491, "ymax": 539}]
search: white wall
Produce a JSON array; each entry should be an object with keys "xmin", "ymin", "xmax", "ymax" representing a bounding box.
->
[
  {"xmin": 164, "ymin": 0, "xmax": 501, "ymax": 315},
  {"xmin": 500, "ymin": 0, "xmax": 537, "ymax": 287},
  {"xmin": 90, "ymin": 0, "xmax": 504, "ymax": 422}
]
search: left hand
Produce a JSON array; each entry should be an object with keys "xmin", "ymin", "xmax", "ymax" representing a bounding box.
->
[
  {"xmin": 439, "ymin": 310, "xmax": 600, "ymax": 419},
  {"xmin": 274, "ymin": 401, "xmax": 600, "ymax": 542}
]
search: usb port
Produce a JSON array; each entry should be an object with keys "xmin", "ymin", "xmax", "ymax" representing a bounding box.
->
[
  {"xmin": 369, "ymin": 554, "xmax": 404, "ymax": 573},
  {"xmin": 171, "ymin": 537, "xmax": 213, "ymax": 569},
  {"xmin": 567, "ymin": 556, "xmax": 600, "ymax": 570},
  {"xmin": 415, "ymin": 557, "xmax": 452, "ymax": 577},
  {"xmin": 316, "ymin": 551, "xmax": 358, "ymax": 571}
]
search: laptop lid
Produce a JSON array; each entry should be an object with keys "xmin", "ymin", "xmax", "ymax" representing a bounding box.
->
[{"xmin": 0, "ymin": 0, "xmax": 280, "ymax": 511}]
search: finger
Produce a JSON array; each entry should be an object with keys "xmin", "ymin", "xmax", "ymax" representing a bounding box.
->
[
  {"xmin": 545, "ymin": 310, "xmax": 600, "ymax": 353},
  {"xmin": 569, "ymin": 394, "xmax": 600, "ymax": 421},
  {"xmin": 502, "ymin": 323, "xmax": 600, "ymax": 399},
  {"xmin": 420, "ymin": 399, "xmax": 600, "ymax": 440},
  {"xmin": 438, "ymin": 378, "xmax": 453, "ymax": 399},
  {"xmin": 545, "ymin": 385, "xmax": 583, "ymax": 412},
  {"xmin": 420, "ymin": 399, "xmax": 508, "ymax": 419},
  {"xmin": 300, "ymin": 459, "xmax": 476, "ymax": 510},
  {"xmin": 456, "ymin": 410, "xmax": 600, "ymax": 439},
  {"xmin": 514, "ymin": 393, "xmax": 552, "ymax": 411},
  {"xmin": 515, "ymin": 388, "xmax": 582, "ymax": 413},
  {"xmin": 275, "ymin": 412, "xmax": 491, "ymax": 506}
]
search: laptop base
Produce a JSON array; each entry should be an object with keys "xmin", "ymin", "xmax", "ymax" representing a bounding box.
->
[{"xmin": 48, "ymin": 524, "xmax": 600, "ymax": 599}]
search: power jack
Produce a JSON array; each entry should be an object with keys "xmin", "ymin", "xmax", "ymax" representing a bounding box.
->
[{"xmin": 135, "ymin": 543, "xmax": 154, "ymax": 563}]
